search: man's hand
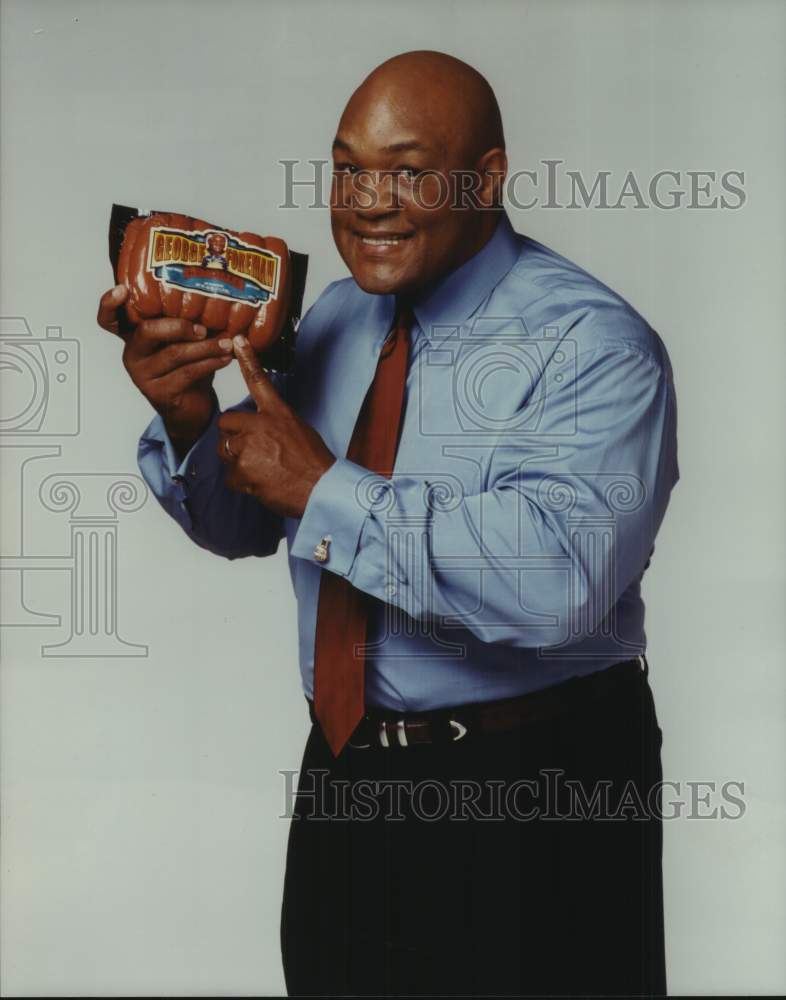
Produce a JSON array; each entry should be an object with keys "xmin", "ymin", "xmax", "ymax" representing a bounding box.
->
[
  {"xmin": 218, "ymin": 335, "xmax": 335, "ymax": 518},
  {"xmin": 97, "ymin": 284, "xmax": 234, "ymax": 458}
]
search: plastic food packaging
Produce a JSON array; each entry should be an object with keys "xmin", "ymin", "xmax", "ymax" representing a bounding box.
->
[{"xmin": 108, "ymin": 204, "xmax": 308, "ymax": 373}]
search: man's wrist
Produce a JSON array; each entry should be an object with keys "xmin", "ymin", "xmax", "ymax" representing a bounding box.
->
[
  {"xmin": 294, "ymin": 457, "xmax": 337, "ymax": 519},
  {"xmin": 163, "ymin": 395, "xmax": 219, "ymax": 462}
]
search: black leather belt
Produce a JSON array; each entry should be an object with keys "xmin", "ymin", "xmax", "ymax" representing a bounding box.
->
[{"xmin": 307, "ymin": 656, "xmax": 647, "ymax": 750}]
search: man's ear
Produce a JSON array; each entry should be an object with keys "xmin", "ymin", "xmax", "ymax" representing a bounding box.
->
[{"xmin": 477, "ymin": 147, "xmax": 508, "ymax": 208}]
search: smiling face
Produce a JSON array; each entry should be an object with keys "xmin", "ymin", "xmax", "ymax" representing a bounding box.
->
[
  {"xmin": 207, "ymin": 234, "xmax": 227, "ymax": 256},
  {"xmin": 330, "ymin": 52, "xmax": 507, "ymax": 297}
]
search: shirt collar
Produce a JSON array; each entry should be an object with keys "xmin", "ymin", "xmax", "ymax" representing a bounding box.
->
[{"xmin": 409, "ymin": 212, "xmax": 521, "ymax": 344}]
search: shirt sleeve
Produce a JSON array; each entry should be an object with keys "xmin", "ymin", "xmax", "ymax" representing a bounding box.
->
[
  {"xmin": 137, "ymin": 389, "xmax": 286, "ymax": 560},
  {"xmin": 290, "ymin": 340, "xmax": 679, "ymax": 648}
]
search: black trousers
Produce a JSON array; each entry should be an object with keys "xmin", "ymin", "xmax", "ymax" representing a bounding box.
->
[{"xmin": 281, "ymin": 665, "xmax": 667, "ymax": 997}]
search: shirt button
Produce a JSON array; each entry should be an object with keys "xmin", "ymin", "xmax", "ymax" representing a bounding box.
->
[
  {"xmin": 171, "ymin": 474, "xmax": 184, "ymax": 485},
  {"xmin": 385, "ymin": 582, "xmax": 397, "ymax": 596}
]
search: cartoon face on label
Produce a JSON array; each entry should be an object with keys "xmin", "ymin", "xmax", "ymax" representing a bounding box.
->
[{"xmin": 203, "ymin": 232, "xmax": 229, "ymax": 269}]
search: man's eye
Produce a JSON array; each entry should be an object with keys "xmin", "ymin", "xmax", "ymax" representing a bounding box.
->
[
  {"xmin": 397, "ymin": 166, "xmax": 421, "ymax": 180},
  {"xmin": 333, "ymin": 163, "xmax": 358, "ymax": 175}
]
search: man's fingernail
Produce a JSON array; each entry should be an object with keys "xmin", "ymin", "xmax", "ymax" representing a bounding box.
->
[
  {"xmin": 233, "ymin": 335, "xmax": 247, "ymax": 348},
  {"xmin": 218, "ymin": 338, "xmax": 233, "ymax": 350},
  {"xmin": 112, "ymin": 284, "xmax": 125, "ymax": 298},
  {"xmin": 194, "ymin": 324, "xmax": 207, "ymax": 339}
]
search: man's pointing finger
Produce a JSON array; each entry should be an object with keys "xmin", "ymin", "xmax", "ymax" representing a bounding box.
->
[{"xmin": 233, "ymin": 334, "xmax": 280, "ymax": 412}]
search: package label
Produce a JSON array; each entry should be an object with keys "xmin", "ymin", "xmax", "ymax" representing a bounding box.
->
[{"xmin": 147, "ymin": 227, "xmax": 280, "ymax": 304}]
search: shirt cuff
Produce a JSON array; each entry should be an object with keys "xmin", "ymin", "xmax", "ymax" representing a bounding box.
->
[
  {"xmin": 290, "ymin": 458, "xmax": 376, "ymax": 577},
  {"xmin": 140, "ymin": 405, "xmax": 222, "ymax": 488}
]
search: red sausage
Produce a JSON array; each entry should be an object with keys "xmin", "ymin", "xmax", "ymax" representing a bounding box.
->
[
  {"xmin": 201, "ymin": 294, "xmax": 231, "ymax": 332},
  {"xmin": 128, "ymin": 217, "xmax": 163, "ymax": 319},
  {"xmin": 198, "ymin": 218, "xmax": 232, "ymax": 331},
  {"xmin": 248, "ymin": 236, "xmax": 290, "ymax": 351},
  {"xmin": 155, "ymin": 212, "xmax": 184, "ymax": 318},
  {"xmin": 179, "ymin": 216, "xmax": 217, "ymax": 326},
  {"xmin": 225, "ymin": 230, "xmax": 272, "ymax": 337},
  {"xmin": 225, "ymin": 300, "xmax": 256, "ymax": 337},
  {"xmin": 116, "ymin": 216, "xmax": 142, "ymax": 325}
]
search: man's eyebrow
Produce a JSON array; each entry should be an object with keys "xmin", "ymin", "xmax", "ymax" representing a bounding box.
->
[
  {"xmin": 331, "ymin": 137, "xmax": 433, "ymax": 155},
  {"xmin": 380, "ymin": 140, "xmax": 432, "ymax": 154}
]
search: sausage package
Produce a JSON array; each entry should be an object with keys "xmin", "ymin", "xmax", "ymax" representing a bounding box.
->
[{"xmin": 108, "ymin": 204, "xmax": 308, "ymax": 373}]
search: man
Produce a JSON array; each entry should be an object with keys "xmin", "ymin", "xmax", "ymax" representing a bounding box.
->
[
  {"xmin": 98, "ymin": 51, "xmax": 677, "ymax": 997},
  {"xmin": 201, "ymin": 231, "xmax": 229, "ymax": 270}
]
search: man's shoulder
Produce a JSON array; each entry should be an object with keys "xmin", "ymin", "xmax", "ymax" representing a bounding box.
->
[
  {"xmin": 501, "ymin": 232, "xmax": 669, "ymax": 369},
  {"xmin": 296, "ymin": 276, "xmax": 364, "ymax": 342},
  {"xmin": 300, "ymin": 276, "xmax": 358, "ymax": 323}
]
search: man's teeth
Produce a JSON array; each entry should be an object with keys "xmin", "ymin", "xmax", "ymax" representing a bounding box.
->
[{"xmin": 360, "ymin": 236, "xmax": 409, "ymax": 245}]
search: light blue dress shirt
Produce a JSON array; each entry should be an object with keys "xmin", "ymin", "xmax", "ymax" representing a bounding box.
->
[{"xmin": 138, "ymin": 214, "xmax": 679, "ymax": 711}]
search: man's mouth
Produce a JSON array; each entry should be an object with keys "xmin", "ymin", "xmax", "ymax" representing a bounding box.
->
[{"xmin": 354, "ymin": 231, "xmax": 415, "ymax": 249}]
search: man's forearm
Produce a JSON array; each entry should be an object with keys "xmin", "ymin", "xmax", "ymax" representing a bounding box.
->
[{"xmin": 138, "ymin": 394, "xmax": 285, "ymax": 560}]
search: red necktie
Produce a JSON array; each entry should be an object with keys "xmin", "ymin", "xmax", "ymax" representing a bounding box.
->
[{"xmin": 313, "ymin": 305, "xmax": 413, "ymax": 756}]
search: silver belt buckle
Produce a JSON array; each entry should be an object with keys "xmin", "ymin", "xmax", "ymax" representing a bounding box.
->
[
  {"xmin": 449, "ymin": 719, "xmax": 468, "ymax": 741},
  {"xmin": 377, "ymin": 719, "xmax": 409, "ymax": 748},
  {"xmin": 347, "ymin": 717, "xmax": 403, "ymax": 750},
  {"xmin": 385, "ymin": 716, "xmax": 468, "ymax": 746},
  {"xmin": 354, "ymin": 715, "xmax": 470, "ymax": 748}
]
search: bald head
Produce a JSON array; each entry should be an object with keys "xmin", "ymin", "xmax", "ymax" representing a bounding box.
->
[
  {"xmin": 330, "ymin": 51, "xmax": 508, "ymax": 297},
  {"xmin": 341, "ymin": 50, "xmax": 504, "ymax": 163}
]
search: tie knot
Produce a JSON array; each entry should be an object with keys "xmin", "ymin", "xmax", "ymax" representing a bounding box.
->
[
  {"xmin": 394, "ymin": 302, "xmax": 414, "ymax": 332},
  {"xmin": 381, "ymin": 304, "xmax": 413, "ymax": 358}
]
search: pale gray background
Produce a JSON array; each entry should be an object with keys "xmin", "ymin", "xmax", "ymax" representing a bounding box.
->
[{"xmin": 1, "ymin": 0, "xmax": 784, "ymax": 995}]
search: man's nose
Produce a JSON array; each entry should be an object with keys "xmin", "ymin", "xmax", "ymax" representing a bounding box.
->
[{"xmin": 354, "ymin": 170, "xmax": 403, "ymax": 217}]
